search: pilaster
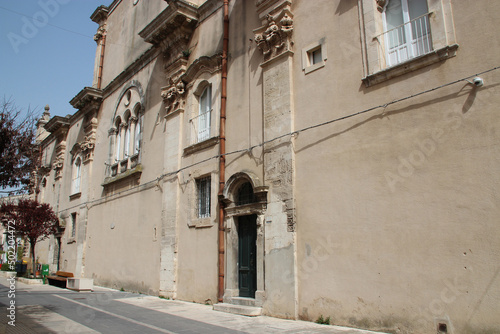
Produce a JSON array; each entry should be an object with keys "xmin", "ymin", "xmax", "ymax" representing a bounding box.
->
[{"xmin": 254, "ymin": 0, "xmax": 298, "ymax": 320}]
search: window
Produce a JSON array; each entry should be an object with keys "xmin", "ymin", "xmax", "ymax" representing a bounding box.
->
[
  {"xmin": 115, "ymin": 121, "xmax": 121, "ymax": 163},
  {"xmin": 361, "ymin": 0, "xmax": 458, "ymax": 86},
  {"xmin": 197, "ymin": 176, "xmax": 211, "ymax": 218},
  {"xmin": 71, "ymin": 157, "xmax": 81, "ymax": 194},
  {"xmin": 70, "ymin": 212, "xmax": 77, "ymax": 238},
  {"xmin": 134, "ymin": 114, "xmax": 142, "ymax": 154},
  {"xmin": 124, "ymin": 121, "xmax": 131, "ymax": 158},
  {"xmin": 108, "ymin": 86, "xmax": 144, "ymax": 177},
  {"xmin": 198, "ymin": 85, "xmax": 211, "ymax": 142},
  {"xmin": 302, "ymin": 39, "xmax": 327, "ymax": 74},
  {"xmin": 311, "ymin": 48, "xmax": 322, "ymax": 65},
  {"xmin": 382, "ymin": 0, "xmax": 431, "ymax": 67}
]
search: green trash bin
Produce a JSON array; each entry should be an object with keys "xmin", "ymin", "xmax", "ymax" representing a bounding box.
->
[{"xmin": 41, "ymin": 264, "xmax": 49, "ymax": 284}]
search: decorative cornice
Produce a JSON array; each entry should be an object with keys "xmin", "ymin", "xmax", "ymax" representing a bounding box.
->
[
  {"xmin": 139, "ymin": 0, "xmax": 199, "ymax": 46},
  {"xmin": 90, "ymin": 5, "xmax": 109, "ymax": 24},
  {"xmin": 70, "ymin": 87, "xmax": 103, "ymax": 111},
  {"xmin": 44, "ymin": 116, "xmax": 70, "ymax": 134},
  {"xmin": 255, "ymin": 0, "xmax": 291, "ymax": 19}
]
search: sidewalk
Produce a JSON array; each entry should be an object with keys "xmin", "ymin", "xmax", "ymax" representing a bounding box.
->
[{"xmin": 0, "ymin": 276, "xmax": 387, "ymax": 334}]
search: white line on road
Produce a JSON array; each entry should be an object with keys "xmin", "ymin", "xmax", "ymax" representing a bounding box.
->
[{"xmin": 54, "ymin": 294, "xmax": 176, "ymax": 334}]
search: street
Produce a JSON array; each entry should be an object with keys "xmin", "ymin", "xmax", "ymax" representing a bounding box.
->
[{"xmin": 0, "ymin": 276, "xmax": 385, "ymax": 334}]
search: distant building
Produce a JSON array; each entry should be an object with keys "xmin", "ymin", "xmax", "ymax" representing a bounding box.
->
[{"xmin": 34, "ymin": 1, "xmax": 500, "ymax": 333}]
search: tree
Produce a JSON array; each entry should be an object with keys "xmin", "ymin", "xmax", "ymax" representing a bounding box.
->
[
  {"xmin": 0, "ymin": 198, "xmax": 58, "ymax": 275},
  {"xmin": 0, "ymin": 97, "xmax": 37, "ymax": 193}
]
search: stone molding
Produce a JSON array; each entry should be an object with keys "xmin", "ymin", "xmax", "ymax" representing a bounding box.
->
[
  {"xmin": 139, "ymin": 0, "xmax": 199, "ymax": 64},
  {"xmin": 362, "ymin": 44, "xmax": 459, "ymax": 87},
  {"xmin": 70, "ymin": 87, "xmax": 103, "ymax": 112},
  {"xmin": 253, "ymin": 1, "xmax": 293, "ymax": 64}
]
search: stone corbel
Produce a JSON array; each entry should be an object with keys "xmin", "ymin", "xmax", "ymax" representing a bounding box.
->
[
  {"xmin": 254, "ymin": 4, "xmax": 294, "ymax": 63},
  {"xmin": 161, "ymin": 58, "xmax": 188, "ymax": 115},
  {"xmin": 94, "ymin": 25, "xmax": 106, "ymax": 42},
  {"xmin": 52, "ymin": 157, "xmax": 64, "ymax": 179},
  {"xmin": 161, "ymin": 78, "xmax": 187, "ymax": 114}
]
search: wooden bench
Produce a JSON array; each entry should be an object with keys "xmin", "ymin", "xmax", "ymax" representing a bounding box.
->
[{"xmin": 47, "ymin": 271, "xmax": 74, "ymax": 288}]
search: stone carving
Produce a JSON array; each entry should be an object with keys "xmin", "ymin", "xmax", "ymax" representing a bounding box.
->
[
  {"xmin": 52, "ymin": 156, "xmax": 64, "ymax": 179},
  {"xmin": 80, "ymin": 135, "xmax": 95, "ymax": 153},
  {"xmin": 376, "ymin": 0, "xmax": 388, "ymax": 13},
  {"xmin": 94, "ymin": 25, "xmax": 106, "ymax": 42},
  {"xmin": 254, "ymin": 11, "xmax": 293, "ymax": 61},
  {"xmin": 80, "ymin": 116, "xmax": 98, "ymax": 163},
  {"xmin": 161, "ymin": 77, "xmax": 186, "ymax": 114}
]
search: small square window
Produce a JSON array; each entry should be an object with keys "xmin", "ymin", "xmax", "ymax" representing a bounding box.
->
[
  {"xmin": 302, "ymin": 40, "xmax": 327, "ymax": 74},
  {"xmin": 309, "ymin": 47, "xmax": 322, "ymax": 66}
]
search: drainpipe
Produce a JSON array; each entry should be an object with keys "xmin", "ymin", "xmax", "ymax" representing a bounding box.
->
[
  {"xmin": 97, "ymin": 33, "xmax": 106, "ymax": 89},
  {"xmin": 218, "ymin": 0, "xmax": 229, "ymax": 303}
]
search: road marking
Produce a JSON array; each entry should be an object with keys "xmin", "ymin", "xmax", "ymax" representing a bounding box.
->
[{"xmin": 54, "ymin": 294, "xmax": 176, "ymax": 334}]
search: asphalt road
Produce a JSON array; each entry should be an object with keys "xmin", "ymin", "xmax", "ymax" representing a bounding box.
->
[{"xmin": 0, "ymin": 276, "xmax": 385, "ymax": 334}]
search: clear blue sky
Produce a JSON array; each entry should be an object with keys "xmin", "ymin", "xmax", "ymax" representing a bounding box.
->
[
  {"xmin": 0, "ymin": 0, "xmax": 111, "ymax": 118},
  {"xmin": 0, "ymin": 0, "xmax": 111, "ymax": 195}
]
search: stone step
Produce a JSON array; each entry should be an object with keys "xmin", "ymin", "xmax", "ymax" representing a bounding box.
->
[
  {"xmin": 230, "ymin": 297, "xmax": 256, "ymax": 307},
  {"xmin": 213, "ymin": 303, "xmax": 262, "ymax": 317}
]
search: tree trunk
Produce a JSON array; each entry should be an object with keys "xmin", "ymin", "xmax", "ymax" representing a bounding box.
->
[{"xmin": 30, "ymin": 239, "xmax": 36, "ymax": 277}]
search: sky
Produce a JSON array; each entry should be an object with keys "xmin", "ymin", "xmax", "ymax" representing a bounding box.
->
[
  {"xmin": 0, "ymin": 0, "xmax": 111, "ymax": 195},
  {"xmin": 0, "ymin": 0, "xmax": 112, "ymax": 118}
]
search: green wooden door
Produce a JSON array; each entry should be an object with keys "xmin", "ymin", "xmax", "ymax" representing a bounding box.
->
[{"xmin": 238, "ymin": 215, "xmax": 257, "ymax": 298}]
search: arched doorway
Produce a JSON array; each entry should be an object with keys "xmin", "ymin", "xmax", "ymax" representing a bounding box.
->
[{"xmin": 221, "ymin": 173, "xmax": 268, "ymax": 306}]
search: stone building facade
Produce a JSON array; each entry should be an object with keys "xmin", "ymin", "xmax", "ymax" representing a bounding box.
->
[{"xmin": 34, "ymin": 1, "xmax": 500, "ymax": 333}]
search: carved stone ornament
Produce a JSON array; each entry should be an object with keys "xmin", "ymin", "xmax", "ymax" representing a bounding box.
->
[
  {"xmin": 376, "ymin": 0, "xmax": 388, "ymax": 13},
  {"xmin": 254, "ymin": 10, "xmax": 294, "ymax": 62},
  {"xmin": 94, "ymin": 25, "xmax": 106, "ymax": 42},
  {"xmin": 161, "ymin": 77, "xmax": 186, "ymax": 114},
  {"xmin": 52, "ymin": 156, "xmax": 64, "ymax": 179},
  {"xmin": 80, "ymin": 135, "xmax": 95, "ymax": 153}
]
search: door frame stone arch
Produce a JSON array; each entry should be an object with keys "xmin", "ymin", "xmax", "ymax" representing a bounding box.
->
[{"xmin": 222, "ymin": 172, "xmax": 268, "ymax": 306}]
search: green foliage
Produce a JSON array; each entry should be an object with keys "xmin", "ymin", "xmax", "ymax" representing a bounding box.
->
[
  {"xmin": 1, "ymin": 263, "xmax": 12, "ymax": 271},
  {"xmin": 315, "ymin": 315, "xmax": 331, "ymax": 325}
]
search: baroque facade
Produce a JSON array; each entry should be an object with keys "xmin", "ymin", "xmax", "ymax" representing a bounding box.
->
[{"xmin": 33, "ymin": 1, "xmax": 500, "ymax": 333}]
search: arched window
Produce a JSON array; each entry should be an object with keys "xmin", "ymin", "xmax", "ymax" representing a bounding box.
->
[
  {"xmin": 134, "ymin": 117, "xmax": 141, "ymax": 154},
  {"xmin": 109, "ymin": 84, "xmax": 144, "ymax": 176},
  {"xmin": 123, "ymin": 114, "xmax": 131, "ymax": 158},
  {"xmin": 72, "ymin": 157, "xmax": 81, "ymax": 194},
  {"xmin": 198, "ymin": 85, "xmax": 211, "ymax": 142},
  {"xmin": 115, "ymin": 125, "xmax": 121, "ymax": 162},
  {"xmin": 133, "ymin": 104, "xmax": 142, "ymax": 155}
]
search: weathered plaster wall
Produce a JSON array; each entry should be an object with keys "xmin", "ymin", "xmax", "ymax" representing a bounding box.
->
[
  {"xmin": 292, "ymin": 1, "xmax": 500, "ymax": 333},
  {"xmin": 100, "ymin": 0, "xmax": 167, "ymax": 88}
]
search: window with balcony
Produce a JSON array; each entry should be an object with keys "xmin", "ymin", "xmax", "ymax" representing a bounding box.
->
[
  {"xmin": 196, "ymin": 85, "xmax": 212, "ymax": 143},
  {"xmin": 361, "ymin": 0, "xmax": 458, "ymax": 86},
  {"xmin": 71, "ymin": 157, "xmax": 81, "ymax": 195},
  {"xmin": 381, "ymin": 0, "xmax": 431, "ymax": 67}
]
